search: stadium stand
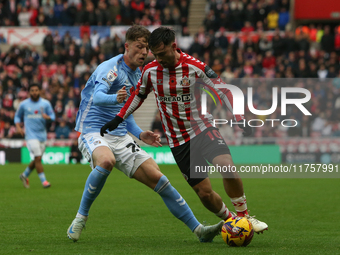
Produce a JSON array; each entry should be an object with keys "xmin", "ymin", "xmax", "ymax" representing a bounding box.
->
[{"xmin": 0, "ymin": 0, "xmax": 340, "ymax": 146}]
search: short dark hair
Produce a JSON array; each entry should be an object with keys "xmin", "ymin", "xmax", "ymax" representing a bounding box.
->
[
  {"xmin": 149, "ymin": 27, "xmax": 176, "ymax": 50},
  {"xmin": 125, "ymin": 24, "xmax": 151, "ymax": 43},
  {"xmin": 28, "ymin": 83, "xmax": 41, "ymax": 91}
]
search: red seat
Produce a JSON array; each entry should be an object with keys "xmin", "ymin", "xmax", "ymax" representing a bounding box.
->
[{"xmin": 47, "ymin": 132, "xmax": 56, "ymax": 139}]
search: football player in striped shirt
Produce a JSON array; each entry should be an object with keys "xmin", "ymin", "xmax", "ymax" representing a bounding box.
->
[{"xmin": 101, "ymin": 27, "xmax": 268, "ymax": 233}]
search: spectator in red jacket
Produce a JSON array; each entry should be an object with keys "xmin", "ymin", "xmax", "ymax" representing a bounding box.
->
[
  {"xmin": 131, "ymin": 0, "xmax": 144, "ymax": 18},
  {"xmin": 241, "ymin": 21, "xmax": 255, "ymax": 33},
  {"xmin": 334, "ymin": 26, "xmax": 340, "ymax": 52},
  {"xmin": 262, "ymin": 51, "xmax": 276, "ymax": 69}
]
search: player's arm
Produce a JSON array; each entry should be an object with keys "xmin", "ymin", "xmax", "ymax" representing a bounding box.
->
[
  {"xmin": 200, "ymin": 65, "xmax": 252, "ymax": 136},
  {"xmin": 125, "ymin": 114, "xmax": 143, "ymax": 139},
  {"xmin": 125, "ymin": 115, "xmax": 162, "ymax": 147},
  {"xmin": 93, "ymin": 83, "xmax": 127, "ymax": 106},
  {"xmin": 118, "ymin": 68, "xmax": 152, "ymax": 120},
  {"xmin": 14, "ymin": 103, "xmax": 24, "ymax": 136},
  {"xmin": 92, "ymin": 66, "xmax": 127, "ymax": 106},
  {"xmin": 100, "ymin": 69, "xmax": 153, "ymax": 136},
  {"xmin": 42, "ymin": 103, "xmax": 56, "ymax": 121}
]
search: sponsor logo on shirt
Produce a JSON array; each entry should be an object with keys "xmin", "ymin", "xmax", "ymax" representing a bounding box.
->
[
  {"xmin": 102, "ymin": 78, "xmax": 111, "ymax": 86},
  {"xmin": 27, "ymin": 114, "xmax": 42, "ymax": 119},
  {"xmin": 158, "ymin": 94, "xmax": 192, "ymax": 103}
]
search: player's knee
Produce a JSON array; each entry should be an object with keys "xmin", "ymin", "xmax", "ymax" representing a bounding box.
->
[
  {"xmin": 198, "ymin": 190, "xmax": 214, "ymax": 202},
  {"xmin": 217, "ymin": 159, "xmax": 233, "ymax": 168},
  {"xmin": 154, "ymin": 175, "xmax": 169, "ymax": 193},
  {"xmin": 34, "ymin": 156, "xmax": 42, "ymax": 163},
  {"xmin": 195, "ymin": 186, "xmax": 214, "ymax": 202},
  {"xmin": 154, "ymin": 164, "xmax": 160, "ymax": 172},
  {"xmin": 97, "ymin": 157, "xmax": 115, "ymax": 171},
  {"xmin": 212, "ymin": 154, "xmax": 234, "ymax": 167}
]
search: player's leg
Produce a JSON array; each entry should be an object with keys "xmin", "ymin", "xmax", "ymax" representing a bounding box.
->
[
  {"xmin": 28, "ymin": 160, "xmax": 35, "ymax": 171},
  {"xmin": 77, "ymin": 146, "xmax": 115, "ymax": 217},
  {"xmin": 198, "ymin": 128, "xmax": 249, "ymax": 215},
  {"xmin": 171, "ymin": 137, "xmax": 234, "ymax": 222},
  {"xmin": 212, "ymin": 154, "xmax": 248, "ymax": 215},
  {"xmin": 133, "ymin": 159, "xmax": 202, "ymax": 230},
  {"xmin": 211, "ymin": 154, "xmax": 245, "ymax": 206},
  {"xmin": 205, "ymin": 129, "xmax": 268, "ymax": 233},
  {"xmin": 191, "ymin": 178, "xmax": 234, "ymax": 221},
  {"xmin": 24, "ymin": 159, "xmax": 35, "ymax": 177},
  {"xmin": 20, "ymin": 139, "xmax": 42, "ymax": 188},
  {"xmin": 20, "ymin": 140, "xmax": 38, "ymax": 188},
  {"xmin": 20, "ymin": 159, "xmax": 34, "ymax": 188},
  {"xmin": 34, "ymin": 156, "xmax": 49, "ymax": 187},
  {"xmin": 112, "ymin": 135, "xmax": 223, "ymax": 242},
  {"xmin": 123, "ymin": 153, "xmax": 223, "ymax": 242},
  {"xmin": 67, "ymin": 133, "xmax": 115, "ymax": 242},
  {"xmin": 212, "ymin": 153, "xmax": 268, "ymax": 233},
  {"xmin": 33, "ymin": 141, "xmax": 50, "ymax": 188}
]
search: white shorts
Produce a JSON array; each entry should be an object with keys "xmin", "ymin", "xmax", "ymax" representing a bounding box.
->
[
  {"xmin": 78, "ymin": 133, "xmax": 151, "ymax": 178},
  {"xmin": 26, "ymin": 139, "xmax": 46, "ymax": 158}
]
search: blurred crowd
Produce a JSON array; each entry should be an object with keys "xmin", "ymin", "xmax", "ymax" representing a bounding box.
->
[
  {"xmin": 190, "ymin": 24, "xmax": 340, "ymax": 80},
  {"xmin": 185, "ymin": 0, "xmax": 340, "ymax": 140},
  {"xmin": 204, "ymin": 0, "xmax": 291, "ymax": 32},
  {"xmin": 0, "ymin": 0, "xmax": 190, "ymax": 28},
  {"xmin": 206, "ymin": 78, "xmax": 340, "ymax": 143},
  {"xmin": 1, "ymin": 0, "xmax": 340, "ymax": 141}
]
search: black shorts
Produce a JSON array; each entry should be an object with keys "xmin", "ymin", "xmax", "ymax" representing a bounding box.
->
[{"xmin": 171, "ymin": 127, "xmax": 231, "ymax": 187}]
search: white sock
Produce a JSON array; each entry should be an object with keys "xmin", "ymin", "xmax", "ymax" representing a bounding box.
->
[
  {"xmin": 76, "ymin": 212, "xmax": 88, "ymax": 221},
  {"xmin": 215, "ymin": 202, "xmax": 230, "ymax": 221},
  {"xmin": 193, "ymin": 224, "xmax": 203, "ymax": 235},
  {"xmin": 230, "ymin": 194, "xmax": 248, "ymax": 213}
]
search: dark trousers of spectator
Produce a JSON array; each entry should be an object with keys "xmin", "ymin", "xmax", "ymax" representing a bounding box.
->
[{"xmin": 69, "ymin": 155, "xmax": 82, "ymax": 164}]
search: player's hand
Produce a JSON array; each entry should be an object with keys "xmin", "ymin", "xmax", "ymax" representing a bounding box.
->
[
  {"xmin": 40, "ymin": 107, "xmax": 50, "ymax": 120},
  {"xmin": 16, "ymin": 126, "xmax": 24, "ymax": 137},
  {"xmin": 238, "ymin": 122, "xmax": 253, "ymax": 137},
  {"xmin": 117, "ymin": 86, "xmax": 128, "ymax": 103},
  {"xmin": 140, "ymin": 131, "xmax": 162, "ymax": 147},
  {"xmin": 100, "ymin": 116, "xmax": 124, "ymax": 136}
]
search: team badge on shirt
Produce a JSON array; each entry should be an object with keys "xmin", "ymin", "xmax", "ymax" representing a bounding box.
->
[
  {"xmin": 107, "ymin": 69, "xmax": 118, "ymax": 82},
  {"xmin": 180, "ymin": 76, "xmax": 190, "ymax": 87}
]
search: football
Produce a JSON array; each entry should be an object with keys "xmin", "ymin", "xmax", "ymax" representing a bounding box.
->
[{"xmin": 221, "ymin": 216, "xmax": 254, "ymax": 247}]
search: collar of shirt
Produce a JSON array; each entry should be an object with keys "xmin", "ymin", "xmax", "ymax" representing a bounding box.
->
[
  {"xmin": 121, "ymin": 57, "xmax": 140, "ymax": 75},
  {"xmin": 29, "ymin": 97, "xmax": 41, "ymax": 103},
  {"xmin": 173, "ymin": 48, "xmax": 184, "ymax": 68}
]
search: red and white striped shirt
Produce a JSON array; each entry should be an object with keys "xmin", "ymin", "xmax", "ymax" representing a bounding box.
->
[{"xmin": 118, "ymin": 49, "xmax": 244, "ymax": 148}]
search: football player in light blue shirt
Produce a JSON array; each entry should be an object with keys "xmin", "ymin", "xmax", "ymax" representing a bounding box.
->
[
  {"xmin": 15, "ymin": 83, "xmax": 55, "ymax": 188},
  {"xmin": 67, "ymin": 25, "xmax": 224, "ymax": 242}
]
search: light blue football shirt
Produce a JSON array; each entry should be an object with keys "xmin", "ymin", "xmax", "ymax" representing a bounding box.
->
[
  {"xmin": 75, "ymin": 54, "xmax": 142, "ymax": 137},
  {"xmin": 14, "ymin": 97, "xmax": 55, "ymax": 141}
]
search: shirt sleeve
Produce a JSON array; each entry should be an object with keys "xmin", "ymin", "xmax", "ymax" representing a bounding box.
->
[
  {"xmin": 125, "ymin": 114, "xmax": 143, "ymax": 139},
  {"xmin": 199, "ymin": 65, "xmax": 245, "ymax": 122},
  {"xmin": 14, "ymin": 102, "xmax": 24, "ymax": 124},
  {"xmin": 117, "ymin": 67, "xmax": 153, "ymax": 120},
  {"xmin": 93, "ymin": 82, "xmax": 118, "ymax": 106},
  {"xmin": 46, "ymin": 102, "xmax": 56, "ymax": 121},
  {"xmin": 92, "ymin": 64, "xmax": 120, "ymax": 106}
]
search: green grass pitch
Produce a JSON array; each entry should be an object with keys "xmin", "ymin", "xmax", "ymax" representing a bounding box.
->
[{"xmin": 1, "ymin": 163, "xmax": 339, "ymax": 255}]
